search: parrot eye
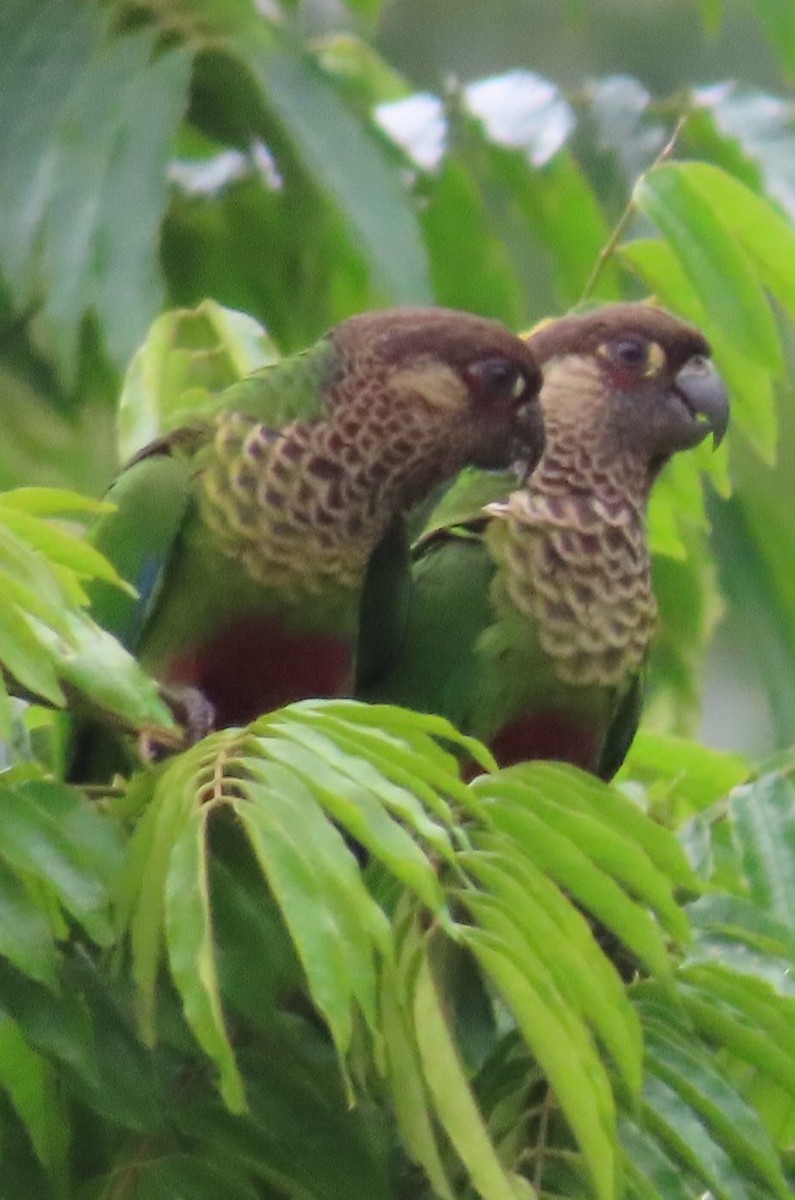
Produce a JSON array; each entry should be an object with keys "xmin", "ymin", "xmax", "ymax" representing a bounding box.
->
[
  {"xmin": 467, "ymin": 358, "xmax": 529, "ymax": 403},
  {"xmin": 604, "ymin": 336, "xmax": 649, "ymax": 371}
]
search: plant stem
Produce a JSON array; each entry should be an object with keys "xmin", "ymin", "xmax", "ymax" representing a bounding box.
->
[{"xmin": 579, "ymin": 110, "xmax": 691, "ymax": 303}]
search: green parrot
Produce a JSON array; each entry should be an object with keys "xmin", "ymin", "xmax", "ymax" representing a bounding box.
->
[
  {"xmin": 86, "ymin": 306, "xmax": 544, "ymax": 734},
  {"xmin": 360, "ymin": 303, "xmax": 729, "ymax": 779}
]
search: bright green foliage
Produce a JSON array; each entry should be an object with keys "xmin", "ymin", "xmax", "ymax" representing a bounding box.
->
[
  {"xmin": 0, "ymin": 1, "xmax": 794, "ymax": 1199},
  {"xmin": 112, "ymin": 703, "xmax": 689, "ymax": 1200},
  {"xmin": 116, "ymin": 299, "xmax": 281, "ymax": 461},
  {"xmin": 0, "ymin": 488, "xmax": 174, "ymax": 739}
]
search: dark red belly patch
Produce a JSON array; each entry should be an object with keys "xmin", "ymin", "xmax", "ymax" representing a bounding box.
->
[
  {"xmin": 489, "ymin": 711, "xmax": 599, "ymax": 772},
  {"xmin": 165, "ymin": 617, "xmax": 352, "ymax": 727}
]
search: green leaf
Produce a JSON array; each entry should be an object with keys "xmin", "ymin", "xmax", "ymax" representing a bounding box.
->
[
  {"xmin": 0, "ymin": 1009, "xmax": 67, "ymax": 1180},
  {"xmin": 686, "ymin": 897, "xmax": 795, "ymax": 998},
  {"xmin": 179, "ymin": 1040, "xmax": 393, "ymax": 1200},
  {"xmin": 696, "ymin": 0, "xmax": 723, "ymax": 32},
  {"xmin": 620, "ymin": 1116, "xmax": 699, "ymax": 1200},
  {"xmin": 462, "ymin": 891, "xmax": 625, "ymax": 1147},
  {"xmin": 63, "ymin": 952, "xmax": 165, "ymax": 1132},
  {"xmin": 421, "ymin": 159, "xmax": 526, "ymax": 325},
  {"xmin": 379, "ymin": 951, "xmax": 455, "ymax": 1200},
  {"xmin": 744, "ymin": 1073, "xmax": 795, "ymax": 1153},
  {"xmin": 619, "ymin": 730, "xmax": 749, "ymax": 816},
  {"xmin": 0, "ymin": 780, "xmax": 122, "ymax": 945},
  {"xmin": 0, "ymin": 962, "xmax": 99, "ymax": 1096},
  {"xmin": 412, "ymin": 946, "xmax": 526, "ymax": 1200},
  {"xmin": 0, "ymin": 486, "xmax": 176, "ymax": 731},
  {"xmin": 316, "ymin": 35, "xmax": 408, "ymax": 106},
  {"xmin": 0, "ymin": 505, "xmax": 133, "ymax": 591},
  {"xmin": 473, "ymin": 774, "xmax": 675, "ymax": 973},
  {"xmin": 750, "ymin": 0, "xmax": 795, "ymax": 76},
  {"xmin": 695, "ymin": 82, "xmax": 795, "ymax": 218},
  {"xmin": 342, "ymin": 0, "xmax": 387, "ymax": 20},
  {"xmin": 646, "ymin": 482, "xmax": 688, "ymax": 559},
  {"xmin": 463, "ymin": 929, "xmax": 616, "ymax": 1200},
  {"xmin": 35, "ymin": 610, "xmax": 176, "ymax": 733},
  {"xmin": 688, "ymin": 891, "xmax": 795, "ymax": 964},
  {"xmin": 0, "ymin": 543, "xmax": 70, "ymax": 638},
  {"xmin": 120, "ymin": 1154, "xmax": 261, "ymax": 1200},
  {"xmin": 238, "ymin": 32, "xmax": 432, "ymax": 304},
  {"xmin": 165, "ymin": 805, "xmax": 246, "ymax": 1113},
  {"xmin": 461, "ymin": 847, "xmax": 643, "ymax": 1094},
  {"xmin": 271, "ymin": 707, "xmax": 461, "ymax": 832},
  {"xmin": 0, "ymin": 0, "xmax": 94, "ymax": 297},
  {"xmin": 211, "ymin": 855, "xmax": 303, "ymax": 1025},
  {"xmin": 634, "ymin": 163, "xmax": 783, "ymax": 371},
  {"xmin": 677, "ymin": 974, "xmax": 795, "ymax": 1099},
  {"xmin": 39, "ymin": 29, "xmax": 192, "ymax": 382},
  {"xmin": 708, "ymin": 498, "xmax": 795, "ymax": 747},
  {"xmin": 0, "ymin": 487, "xmax": 114, "ymax": 518},
  {"xmin": 644, "ymin": 1023, "xmax": 791, "ymax": 1199},
  {"xmin": 125, "ymin": 758, "xmax": 198, "ymax": 1042},
  {"xmin": 729, "ymin": 773, "xmax": 795, "ymax": 932},
  {"xmin": 252, "ymin": 727, "xmax": 447, "ymax": 909},
  {"xmin": 521, "ymin": 762, "xmax": 702, "ymax": 890},
  {"xmin": 676, "ymin": 972, "xmax": 795, "ymax": 1095},
  {"xmin": 279, "ymin": 699, "xmax": 494, "ymax": 805},
  {"xmin": 235, "ymin": 758, "xmax": 387, "ymax": 1066},
  {"xmin": 640, "ymin": 1074, "xmax": 753, "ymax": 1200},
  {"xmin": 678, "ymin": 162, "xmax": 795, "ymax": 319},
  {"xmin": 0, "ymin": 4, "xmax": 191, "ymax": 383},
  {"xmin": 0, "ymin": 589, "xmax": 63, "ymax": 705},
  {"xmin": 0, "ymin": 858, "xmax": 59, "ymax": 989},
  {"xmin": 520, "ymin": 150, "xmax": 623, "ymax": 308},
  {"xmin": 117, "ymin": 300, "xmax": 281, "ymax": 461}
]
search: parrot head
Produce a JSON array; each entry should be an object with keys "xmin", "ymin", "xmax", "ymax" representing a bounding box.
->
[
  {"xmin": 326, "ymin": 308, "xmax": 545, "ymax": 490},
  {"xmin": 526, "ymin": 302, "xmax": 729, "ymax": 481}
]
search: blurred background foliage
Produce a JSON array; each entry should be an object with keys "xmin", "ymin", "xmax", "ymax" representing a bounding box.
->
[{"xmin": 2, "ymin": 2, "xmax": 795, "ymax": 1198}]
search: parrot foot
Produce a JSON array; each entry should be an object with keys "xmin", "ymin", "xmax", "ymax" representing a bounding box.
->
[{"xmin": 138, "ymin": 685, "xmax": 217, "ymax": 763}]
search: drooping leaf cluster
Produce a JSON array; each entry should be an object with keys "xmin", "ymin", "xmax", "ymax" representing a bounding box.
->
[{"xmin": 0, "ymin": 1, "xmax": 794, "ymax": 1198}]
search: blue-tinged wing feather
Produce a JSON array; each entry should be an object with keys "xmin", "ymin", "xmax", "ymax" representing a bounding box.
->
[{"xmin": 86, "ymin": 452, "xmax": 194, "ymax": 652}]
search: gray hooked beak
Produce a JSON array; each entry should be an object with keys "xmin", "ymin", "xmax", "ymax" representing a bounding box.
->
[{"xmin": 675, "ymin": 356, "xmax": 730, "ymax": 447}]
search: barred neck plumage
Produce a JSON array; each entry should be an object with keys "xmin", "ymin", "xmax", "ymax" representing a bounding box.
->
[
  {"xmin": 198, "ymin": 395, "xmax": 473, "ymax": 597},
  {"xmin": 487, "ymin": 355, "xmax": 658, "ymax": 687}
]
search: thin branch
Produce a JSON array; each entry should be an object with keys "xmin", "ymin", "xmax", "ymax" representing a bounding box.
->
[
  {"xmin": 532, "ymin": 1084, "xmax": 556, "ymax": 1191},
  {"xmin": 579, "ymin": 109, "xmax": 691, "ymax": 303}
]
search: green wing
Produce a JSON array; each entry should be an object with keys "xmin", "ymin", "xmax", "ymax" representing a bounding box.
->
[
  {"xmin": 360, "ymin": 467, "xmax": 515, "ymax": 718},
  {"xmin": 86, "ymin": 450, "xmax": 194, "ymax": 652},
  {"xmin": 360, "ymin": 527, "xmax": 496, "ymax": 731},
  {"xmin": 356, "ymin": 518, "xmax": 412, "ymax": 692},
  {"xmin": 597, "ymin": 669, "xmax": 646, "ymax": 781}
]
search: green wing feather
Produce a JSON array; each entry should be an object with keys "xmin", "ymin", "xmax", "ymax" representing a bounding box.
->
[
  {"xmin": 356, "ymin": 518, "xmax": 412, "ymax": 691},
  {"xmin": 85, "ymin": 450, "xmax": 195, "ymax": 652},
  {"xmin": 361, "ymin": 530, "xmax": 496, "ymax": 732},
  {"xmin": 358, "ymin": 466, "xmax": 521, "ymax": 696},
  {"xmin": 597, "ymin": 669, "xmax": 645, "ymax": 781}
]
